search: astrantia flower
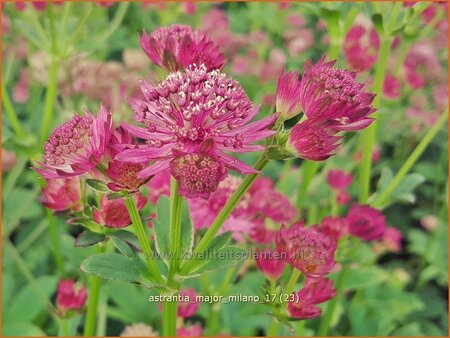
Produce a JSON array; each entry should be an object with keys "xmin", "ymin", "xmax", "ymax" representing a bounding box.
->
[
  {"xmin": 299, "ymin": 57, "xmax": 376, "ymax": 131},
  {"xmin": 39, "ymin": 177, "xmax": 82, "ymax": 212},
  {"xmin": 347, "ymin": 204, "xmax": 386, "ymax": 241},
  {"xmin": 177, "ymin": 288, "xmax": 200, "ymax": 318},
  {"xmin": 35, "ymin": 105, "xmax": 112, "ymax": 179},
  {"xmin": 177, "ymin": 324, "xmax": 203, "ymax": 337},
  {"xmin": 276, "ymin": 222, "xmax": 336, "ymax": 277},
  {"xmin": 287, "ymin": 118, "xmax": 341, "ymax": 161},
  {"xmin": 326, "ymin": 170, "xmax": 353, "ymax": 190},
  {"xmin": 118, "ymin": 64, "xmax": 277, "ymax": 198},
  {"xmin": 121, "ymin": 323, "xmax": 158, "ymax": 337},
  {"xmin": 106, "ymin": 161, "xmax": 146, "ymax": 192},
  {"xmin": 343, "ymin": 25, "xmax": 379, "ymax": 72},
  {"xmin": 140, "ymin": 25, "xmax": 225, "ymax": 72},
  {"xmin": 336, "ymin": 190, "xmax": 351, "ymax": 205},
  {"xmin": 288, "ymin": 277, "xmax": 336, "ymax": 319},
  {"xmin": 56, "ymin": 279, "xmax": 87, "ymax": 311},
  {"xmin": 383, "ymin": 75, "xmax": 401, "ymax": 99},
  {"xmin": 319, "ymin": 216, "xmax": 348, "ymax": 242},
  {"xmin": 255, "ymin": 248, "xmax": 286, "ymax": 281},
  {"xmin": 93, "ymin": 194, "xmax": 146, "ymax": 228},
  {"xmin": 276, "ymin": 71, "xmax": 302, "ymax": 120},
  {"xmin": 382, "ymin": 227, "xmax": 403, "ymax": 252}
]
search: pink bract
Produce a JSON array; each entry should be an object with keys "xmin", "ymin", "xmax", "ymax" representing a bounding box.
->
[
  {"xmin": 288, "ymin": 277, "xmax": 336, "ymax": 319},
  {"xmin": 39, "ymin": 177, "xmax": 82, "ymax": 212},
  {"xmin": 140, "ymin": 25, "xmax": 225, "ymax": 72},
  {"xmin": 276, "ymin": 71, "xmax": 302, "ymax": 120},
  {"xmin": 35, "ymin": 105, "xmax": 113, "ymax": 179},
  {"xmin": 177, "ymin": 288, "xmax": 200, "ymax": 318},
  {"xmin": 57, "ymin": 279, "xmax": 87, "ymax": 311},
  {"xmin": 255, "ymin": 248, "xmax": 286, "ymax": 281},
  {"xmin": 93, "ymin": 194, "xmax": 146, "ymax": 228}
]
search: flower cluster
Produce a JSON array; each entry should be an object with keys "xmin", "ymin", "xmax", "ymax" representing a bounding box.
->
[{"xmin": 56, "ymin": 279, "xmax": 87, "ymax": 313}]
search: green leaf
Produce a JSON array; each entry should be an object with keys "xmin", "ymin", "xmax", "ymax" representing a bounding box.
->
[
  {"xmin": 2, "ymin": 323, "xmax": 46, "ymax": 336},
  {"xmin": 107, "ymin": 191, "xmax": 127, "ymax": 200},
  {"xmin": 340, "ymin": 266, "xmax": 388, "ymax": 289},
  {"xmin": 193, "ymin": 246, "xmax": 246, "ymax": 274},
  {"xmin": 4, "ymin": 276, "xmax": 58, "ymax": 323},
  {"xmin": 110, "ymin": 236, "xmax": 136, "ymax": 257},
  {"xmin": 372, "ymin": 13, "xmax": 384, "ymax": 34},
  {"xmin": 81, "ymin": 253, "xmax": 149, "ymax": 283},
  {"xmin": 180, "ymin": 200, "xmax": 193, "ymax": 257},
  {"xmin": 75, "ymin": 230, "xmax": 105, "ymax": 247},
  {"xmin": 207, "ymin": 231, "xmax": 233, "ymax": 252},
  {"xmin": 108, "ymin": 230, "xmax": 141, "ymax": 251},
  {"xmin": 153, "ymin": 197, "xmax": 170, "ymax": 263},
  {"xmin": 85, "ymin": 178, "xmax": 109, "ymax": 193}
]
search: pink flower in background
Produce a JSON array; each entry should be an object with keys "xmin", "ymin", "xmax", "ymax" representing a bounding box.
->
[
  {"xmin": 288, "ymin": 118, "xmax": 341, "ymax": 161},
  {"xmin": 319, "ymin": 216, "xmax": 348, "ymax": 241},
  {"xmin": 14, "ymin": 2, "xmax": 26, "ymax": 10},
  {"xmin": 140, "ymin": 25, "xmax": 225, "ymax": 72},
  {"xmin": 35, "ymin": 105, "xmax": 112, "ymax": 179},
  {"xmin": 343, "ymin": 25, "xmax": 379, "ymax": 71},
  {"xmin": 259, "ymin": 48, "xmax": 286, "ymax": 83},
  {"xmin": 13, "ymin": 69, "xmax": 30, "ymax": 103},
  {"xmin": 353, "ymin": 144, "xmax": 381, "ymax": 163},
  {"xmin": 326, "ymin": 170, "xmax": 353, "ymax": 190},
  {"xmin": 347, "ymin": 204, "xmax": 386, "ymax": 241},
  {"xmin": 255, "ymin": 248, "xmax": 286, "ymax": 281},
  {"xmin": 183, "ymin": 2, "xmax": 197, "ymax": 15},
  {"xmin": 288, "ymin": 277, "xmax": 336, "ymax": 319},
  {"xmin": 433, "ymin": 84, "xmax": 448, "ymax": 113},
  {"xmin": 420, "ymin": 215, "xmax": 439, "ymax": 231},
  {"xmin": 2, "ymin": 149, "xmax": 17, "ymax": 173},
  {"xmin": 147, "ymin": 170, "xmax": 171, "ymax": 204},
  {"xmin": 285, "ymin": 28, "xmax": 314, "ymax": 57},
  {"xmin": 276, "ymin": 71, "xmax": 302, "ymax": 120},
  {"xmin": 382, "ymin": 227, "xmax": 403, "ymax": 252},
  {"xmin": 32, "ymin": 1, "xmax": 48, "ymax": 10},
  {"xmin": 177, "ymin": 324, "xmax": 203, "ymax": 337},
  {"xmin": 39, "ymin": 177, "xmax": 82, "ymax": 212},
  {"xmin": 299, "ymin": 57, "xmax": 376, "ymax": 131},
  {"xmin": 177, "ymin": 288, "xmax": 200, "ymax": 318},
  {"xmin": 56, "ymin": 279, "xmax": 87, "ymax": 311},
  {"xmin": 189, "ymin": 176, "xmax": 296, "ymax": 242},
  {"xmin": 404, "ymin": 42, "xmax": 443, "ymax": 89},
  {"xmin": 383, "ymin": 75, "xmax": 401, "ymax": 99},
  {"xmin": 337, "ymin": 190, "xmax": 351, "ymax": 205},
  {"xmin": 276, "ymin": 222, "xmax": 336, "ymax": 277},
  {"xmin": 93, "ymin": 194, "xmax": 146, "ymax": 228},
  {"xmin": 118, "ymin": 64, "xmax": 277, "ymax": 198},
  {"xmin": 97, "ymin": 1, "xmax": 114, "ymax": 7}
]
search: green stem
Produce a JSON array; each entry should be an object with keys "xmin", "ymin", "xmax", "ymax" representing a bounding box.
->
[
  {"xmin": 297, "ymin": 161, "xmax": 321, "ymax": 210},
  {"xmin": 318, "ymin": 265, "xmax": 350, "ymax": 336},
  {"xmin": 60, "ymin": 318, "xmax": 69, "ymax": 336},
  {"xmin": 2, "ymin": 85, "xmax": 26, "ymax": 140},
  {"xmin": 83, "ymin": 244, "xmax": 104, "ymax": 336},
  {"xmin": 99, "ymin": 2, "xmax": 130, "ymax": 41},
  {"xmin": 180, "ymin": 154, "xmax": 269, "ymax": 275},
  {"xmin": 40, "ymin": 57, "xmax": 60, "ymax": 144},
  {"xmin": 358, "ymin": 36, "xmax": 392, "ymax": 203},
  {"xmin": 163, "ymin": 178, "xmax": 183, "ymax": 336},
  {"xmin": 124, "ymin": 195, "xmax": 162, "ymax": 283},
  {"xmin": 372, "ymin": 110, "xmax": 448, "ymax": 208},
  {"xmin": 267, "ymin": 269, "xmax": 301, "ymax": 336},
  {"xmin": 168, "ymin": 177, "xmax": 183, "ymax": 284},
  {"xmin": 47, "ymin": 210, "xmax": 65, "ymax": 275}
]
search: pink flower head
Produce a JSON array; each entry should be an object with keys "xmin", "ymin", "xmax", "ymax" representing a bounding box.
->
[
  {"xmin": 288, "ymin": 118, "xmax": 342, "ymax": 161},
  {"xmin": 13, "ymin": 69, "xmax": 29, "ymax": 103},
  {"xmin": 276, "ymin": 222, "xmax": 336, "ymax": 277},
  {"xmin": 183, "ymin": 2, "xmax": 197, "ymax": 15},
  {"xmin": 383, "ymin": 74, "xmax": 401, "ymax": 99},
  {"xmin": 326, "ymin": 170, "xmax": 353, "ymax": 190},
  {"xmin": 404, "ymin": 42, "xmax": 442, "ymax": 89},
  {"xmin": 347, "ymin": 204, "xmax": 386, "ymax": 241},
  {"xmin": 276, "ymin": 71, "xmax": 302, "ymax": 120},
  {"xmin": 299, "ymin": 57, "xmax": 376, "ymax": 132},
  {"xmin": 39, "ymin": 177, "xmax": 82, "ymax": 212},
  {"xmin": 382, "ymin": 227, "xmax": 403, "ymax": 252},
  {"xmin": 177, "ymin": 324, "xmax": 203, "ymax": 337},
  {"xmin": 178, "ymin": 288, "xmax": 200, "ymax": 318},
  {"xmin": 106, "ymin": 161, "xmax": 146, "ymax": 192},
  {"xmin": 319, "ymin": 216, "xmax": 348, "ymax": 241},
  {"xmin": 255, "ymin": 248, "xmax": 286, "ymax": 281},
  {"xmin": 35, "ymin": 105, "xmax": 112, "ymax": 179},
  {"xmin": 140, "ymin": 25, "xmax": 225, "ymax": 72},
  {"xmin": 93, "ymin": 194, "xmax": 146, "ymax": 228},
  {"xmin": 288, "ymin": 277, "xmax": 336, "ymax": 319},
  {"xmin": 343, "ymin": 25, "xmax": 380, "ymax": 72},
  {"xmin": 119, "ymin": 64, "xmax": 277, "ymax": 198},
  {"xmin": 57, "ymin": 279, "xmax": 87, "ymax": 311},
  {"xmin": 32, "ymin": 2, "xmax": 48, "ymax": 11}
]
